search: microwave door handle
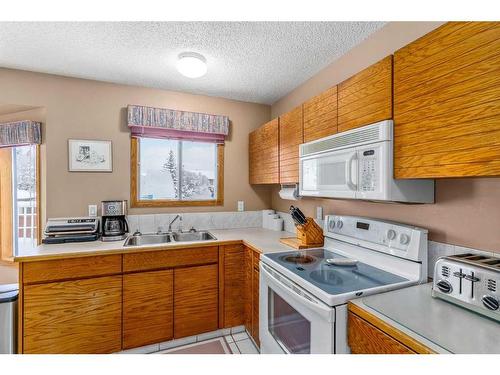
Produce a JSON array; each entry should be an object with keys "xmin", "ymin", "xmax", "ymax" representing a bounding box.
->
[{"xmin": 345, "ymin": 153, "xmax": 358, "ymax": 190}]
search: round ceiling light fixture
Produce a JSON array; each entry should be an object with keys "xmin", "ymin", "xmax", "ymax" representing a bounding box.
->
[{"xmin": 176, "ymin": 52, "xmax": 207, "ymax": 78}]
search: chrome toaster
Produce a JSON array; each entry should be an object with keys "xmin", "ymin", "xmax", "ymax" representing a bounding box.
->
[{"xmin": 432, "ymin": 253, "xmax": 499, "ymax": 322}]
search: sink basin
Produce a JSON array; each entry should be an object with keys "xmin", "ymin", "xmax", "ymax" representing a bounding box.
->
[
  {"xmin": 123, "ymin": 233, "xmax": 173, "ymax": 247},
  {"xmin": 123, "ymin": 231, "xmax": 216, "ymax": 247},
  {"xmin": 172, "ymin": 231, "xmax": 217, "ymax": 242}
]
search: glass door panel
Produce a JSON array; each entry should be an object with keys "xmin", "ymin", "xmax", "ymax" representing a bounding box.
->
[{"xmin": 268, "ymin": 288, "xmax": 311, "ymax": 354}]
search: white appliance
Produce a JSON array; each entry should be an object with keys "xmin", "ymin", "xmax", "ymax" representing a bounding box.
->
[
  {"xmin": 260, "ymin": 215, "xmax": 428, "ymax": 354},
  {"xmin": 299, "ymin": 120, "xmax": 434, "ymax": 203},
  {"xmin": 432, "ymin": 253, "xmax": 499, "ymax": 322}
]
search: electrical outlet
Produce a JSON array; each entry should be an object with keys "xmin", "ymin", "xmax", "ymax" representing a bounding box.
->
[
  {"xmin": 88, "ymin": 204, "xmax": 97, "ymax": 217},
  {"xmin": 237, "ymin": 201, "xmax": 245, "ymax": 212}
]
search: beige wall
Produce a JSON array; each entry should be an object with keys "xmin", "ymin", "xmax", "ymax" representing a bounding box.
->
[
  {"xmin": 271, "ymin": 21, "xmax": 500, "ymax": 254},
  {"xmin": 0, "ymin": 68, "xmax": 272, "ymax": 219}
]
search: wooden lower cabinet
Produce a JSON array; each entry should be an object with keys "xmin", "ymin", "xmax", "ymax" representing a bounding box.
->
[
  {"xmin": 23, "ymin": 275, "xmax": 122, "ymax": 354},
  {"xmin": 19, "ymin": 244, "xmax": 263, "ymax": 353},
  {"xmin": 347, "ymin": 303, "xmax": 434, "ymax": 354},
  {"xmin": 251, "ymin": 264, "xmax": 260, "ymax": 346},
  {"xmin": 123, "ymin": 269, "xmax": 173, "ymax": 349},
  {"xmin": 174, "ymin": 263, "xmax": 219, "ymax": 338},
  {"xmin": 244, "ymin": 247, "xmax": 253, "ymax": 332},
  {"xmin": 244, "ymin": 246, "xmax": 260, "ymax": 346},
  {"xmin": 348, "ymin": 312, "xmax": 415, "ymax": 354},
  {"xmin": 221, "ymin": 244, "xmax": 246, "ymax": 328}
]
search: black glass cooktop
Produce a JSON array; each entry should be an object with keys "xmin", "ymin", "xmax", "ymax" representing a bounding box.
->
[{"xmin": 265, "ymin": 248, "xmax": 408, "ymax": 295}]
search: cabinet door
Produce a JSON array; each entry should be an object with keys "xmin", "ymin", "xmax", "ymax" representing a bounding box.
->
[
  {"xmin": 394, "ymin": 22, "xmax": 500, "ymax": 178},
  {"xmin": 348, "ymin": 312, "xmax": 415, "ymax": 354},
  {"xmin": 249, "ymin": 118, "xmax": 280, "ymax": 184},
  {"xmin": 338, "ymin": 56, "xmax": 392, "ymax": 133},
  {"xmin": 251, "ymin": 262, "xmax": 260, "ymax": 347},
  {"xmin": 279, "ymin": 106, "xmax": 304, "ymax": 183},
  {"xmin": 23, "ymin": 275, "xmax": 122, "ymax": 354},
  {"xmin": 123, "ymin": 270, "xmax": 173, "ymax": 349},
  {"xmin": 303, "ymin": 86, "xmax": 338, "ymax": 142},
  {"xmin": 221, "ymin": 244, "xmax": 245, "ymax": 328},
  {"xmin": 174, "ymin": 264, "xmax": 219, "ymax": 338},
  {"xmin": 244, "ymin": 247, "xmax": 253, "ymax": 332}
]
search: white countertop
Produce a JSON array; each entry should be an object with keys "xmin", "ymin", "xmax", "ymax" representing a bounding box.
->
[
  {"xmin": 351, "ymin": 283, "xmax": 500, "ymax": 354},
  {"xmin": 14, "ymin": 227, "xmax": 296, "ymax": 262}
]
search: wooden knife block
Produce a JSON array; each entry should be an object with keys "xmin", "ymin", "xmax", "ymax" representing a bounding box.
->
[{"xmin": 280, "ymin": 217, "xmax": 324, "ymax": 249}]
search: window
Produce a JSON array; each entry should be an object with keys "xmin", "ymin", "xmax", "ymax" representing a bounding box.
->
[
  {"xmin": 0, "ymin": 145, "xmax": 39, "ymax": 259},
  {"xmin": 131, "ymin": 138, "xmax": 223, "ymax": 207}
]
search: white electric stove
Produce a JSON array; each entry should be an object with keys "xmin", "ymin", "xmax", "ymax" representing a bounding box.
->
[{"xmin": 260, "ymin": 215, "xmax": 428, "ymax": 354}]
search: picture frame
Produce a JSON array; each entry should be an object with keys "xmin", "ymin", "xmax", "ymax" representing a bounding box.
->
[{"xmin": 68, "ymin": 139, "xmax": 113, "ymax": 172}]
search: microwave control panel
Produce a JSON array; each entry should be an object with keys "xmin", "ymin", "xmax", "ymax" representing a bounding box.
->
[{"xmin": 359, "ymin": 149, "xmax": 378, "ymax": 192}]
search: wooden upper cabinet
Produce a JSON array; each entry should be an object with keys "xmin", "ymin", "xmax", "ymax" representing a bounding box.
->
[
  {"xmin": 123, "ymin": 270, "xmax": 174, "ymax": 349},
  {"xmin": 394, "ymin": 22, "xmax": 500, "ymax": 178},
  {"xmin": 338, "ymin": 56, "xmax": 393, "ymax": 133},
  {"xmin": 23, "ymin": 276, "xmax": 122, "ymax": 354},
  {"xmin": 303, "ymin": 86, "xmax": 338, "ymax": 142},
  {"xmin": 279, "ymin": 106, "xmax": 304, "ymax": 183},
  {"xmin": 249, "ymin": 118, "xmax": 279, "ymax": 184}
]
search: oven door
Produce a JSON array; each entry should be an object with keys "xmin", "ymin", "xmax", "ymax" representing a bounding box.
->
[
  {"xmin": 259, "ymin": 263, "xmax": 335, "ymax": 354},
  {"xmin": 299, "ymin": 149, "xmax": 358, "ymax": 199}
]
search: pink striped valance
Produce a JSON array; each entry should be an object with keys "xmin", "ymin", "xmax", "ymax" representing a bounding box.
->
[
  {"xmin": 0, "ymin": 120, "xmax": 42, "ymax": 148},
  {"xmin": 127, "ymin": 105, "xmax": 229, "ymax": 144}
]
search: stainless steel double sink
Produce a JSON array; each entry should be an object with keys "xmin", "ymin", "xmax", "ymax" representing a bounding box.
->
[{"xmin": 123, "ymin": 231, "xmax": 216, "ymax": 247}]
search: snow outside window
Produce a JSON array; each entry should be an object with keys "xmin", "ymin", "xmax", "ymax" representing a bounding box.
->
[{"xmin": 138, "ymin": 138, "xmax": 218, "ymax": 201}]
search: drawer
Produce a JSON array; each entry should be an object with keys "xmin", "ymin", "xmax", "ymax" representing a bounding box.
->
[
  {"xmin": 22, "ymin": 254, "xmax": 122, "ymax": 284},
  {"xmin": 123, "ymin": 246, "xmax": 219, "ymax": 272}
]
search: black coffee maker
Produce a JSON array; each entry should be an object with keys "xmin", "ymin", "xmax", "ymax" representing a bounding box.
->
[{"xmin": 101, "ymin": 200, "xmax": 129, "ymax": 241}]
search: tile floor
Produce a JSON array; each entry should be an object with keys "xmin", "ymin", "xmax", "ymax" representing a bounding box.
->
[
  {"xmin": 118, "ymin": 326, "xmax": 259, "ymax": 354},
  {"xmin": 222, "ymin": 331, "xmax": 259, "ymax": 354},
  {"xmin": 159, "ymin": 337, "xmax": 232, "ymax": 354}
]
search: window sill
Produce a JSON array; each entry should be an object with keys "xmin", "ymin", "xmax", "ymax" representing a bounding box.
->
[{"xmin": 130, "ymin": 199, "xmax": 223, "ymax": 208}]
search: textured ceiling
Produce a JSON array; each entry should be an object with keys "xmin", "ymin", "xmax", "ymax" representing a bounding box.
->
[{"xmin": 0, "ymin": 22, "xmax": 385, "ymax": 104}]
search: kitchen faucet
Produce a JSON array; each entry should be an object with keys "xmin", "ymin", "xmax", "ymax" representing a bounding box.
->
[{"xmin": 168, "ymin": 215, "xmax": 181, "ymax": 232}]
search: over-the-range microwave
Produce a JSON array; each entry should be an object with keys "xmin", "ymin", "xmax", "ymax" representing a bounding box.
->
[{"xmin": 299, "ymin": 120, "xmax": 435, "ymax": 203}]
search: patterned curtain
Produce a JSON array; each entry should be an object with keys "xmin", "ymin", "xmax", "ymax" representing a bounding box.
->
[
  {"xmin": 0, "ymin": 120, "xmax": 42, "ymax": 148},
  {"xmin": 127, "ymin": 105, "xmax": 229, "ymax": 144}
]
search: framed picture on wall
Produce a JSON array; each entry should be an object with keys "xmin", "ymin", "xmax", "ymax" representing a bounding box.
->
[{"xmin": 68, "ymin": 139, "xmax": 113, "ymax": 172}]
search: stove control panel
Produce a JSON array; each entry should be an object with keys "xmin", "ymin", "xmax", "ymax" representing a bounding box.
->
[
  {"xmin": 324, "ymin": 215, "xmax": 428, "ymax": 263},
  {"xmin": 432, "ymin": 254, "xmax": 500, "ymax": 322}
]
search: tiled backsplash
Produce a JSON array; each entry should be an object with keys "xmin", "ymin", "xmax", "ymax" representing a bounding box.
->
[
  {"xmin": 276, "ymin": 211, "xmax": 297, "ymax": 234},
  {"xmin": 126, "ymin": 209, "xmax": 498, "ymax": 281},
  {"xmin": 428, "ymin": 241, "xmax": 499, "ymax": 280},
  {"xmin": 127, "ymin": 211, "xmax": 262, "ymax": 234}
]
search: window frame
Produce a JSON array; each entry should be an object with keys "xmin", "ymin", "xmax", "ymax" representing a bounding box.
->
[
  {"xmin": 0, "ymin": 144, "xmax": 41, "ymax": 262},
  {"xmin": 130, "ymin": 137, "xmax": 224, "ymax": 208}
]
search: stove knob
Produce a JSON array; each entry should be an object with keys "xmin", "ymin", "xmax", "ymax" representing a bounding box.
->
[
  {"xmin": 399, "ymin": 233, "xmax": 410, "ymax": 245},
  {"xmin": 436, "ymin": 280, "xmax": 453, "ymax": 294},
  {"xmin": 386, "ymin": 229, "xmax": 397, "ymax": 241},
  {"xmin": 482, "ymin": 295, "xmax": 499, "ymax": 311},
  {"xmin": 336, "ymin": 220, "xmax": 343, "ymax": 229},
  {"xmin": 328, "ymin": 220, "xmax": 335, "ymax": 230}
]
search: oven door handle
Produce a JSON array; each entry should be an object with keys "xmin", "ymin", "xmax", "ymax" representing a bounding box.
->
[{"xmin": 261, "ymin": 264, "xmax": 333, "ymax": 319}]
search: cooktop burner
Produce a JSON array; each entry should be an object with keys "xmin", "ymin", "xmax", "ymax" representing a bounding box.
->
[
  {"xmin": 265, "ymin": 248, "xmax": 408, "ymax": 295},
  {"xmin": 280, "ymin": 254, "xmax": 317, "ymax": 264}
]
